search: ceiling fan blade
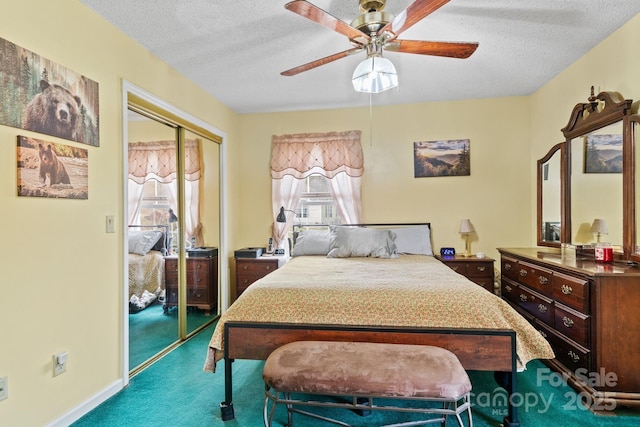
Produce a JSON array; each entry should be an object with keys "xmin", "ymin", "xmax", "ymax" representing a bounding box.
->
[
  {"xmin": 285, "ymin": 1, "xmax": 370, "ymax": 44},
  {"xmin": 386, "ymin": 40, "xmax": 478, "ymax": 58},
  {"xmin": 281, "ymin": 47, "xmax": 362, "ymax": 76},
  {"xmin": 378, "ymin": 0, "xmax": 450, "ymax": 39}
]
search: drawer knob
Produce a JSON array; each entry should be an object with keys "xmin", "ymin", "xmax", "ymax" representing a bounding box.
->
[
  {"xmin": 519, "ymin": 293, "xmax": 528, "ymax": 302},
  {"xmin": 476, "ymin": 266, "xmax": 486, "ymax": 272},
  {"xmin": 568, "ymin": 351, "xmax": 580, "ymax": 363},
  {"xmin": 195, "ymin": 293, "xmax": 202, "ymax": 298},
  {"xmin": 504, "ymin": 263, "xmax": 512, "ymax": 271},
  {"xmin": 538, "ymin": 304, "xmax": 548, "ymax": 314},
  {"xmin": 562, "ymin": 316, "xmax": 574, "ymax": 328},
  {"xmin": 243, "ymin": 265, "xmax": 248, "ymax": 270},
  {"xmin": 505, "ymin": 285, "xmax": 512, "ymax": 292},
  {"xmin": 538, "ymin": 276, "xmax": 548, "ymax": 285},
  {"xmin": 539, "ymin": 330, "xmax": 547, "ymax": 338},
  {"xmin": 519, "ymin": 269, "xmax": 528, "ymax": 277},
  {"xmin": 451, "ymin": 266, "xmax": 460, "ymax": 272},
  {"xmin": 561, "ymin": 284, "xmax": 573, "ymax": 295},
  {"xmin": 266, "ymin": 266, "xmax": 272, "ymax": 270}
]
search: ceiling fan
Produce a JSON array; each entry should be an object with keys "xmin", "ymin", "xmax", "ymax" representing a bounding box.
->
[{"xmin": 281, "ymin": 0, "xmax": 479, "ymax": 89}]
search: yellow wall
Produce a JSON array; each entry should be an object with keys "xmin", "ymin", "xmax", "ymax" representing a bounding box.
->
[
  {"xmin": 237, "ymin": 97, "xmax": 532, "ymax": 259},
  {"xmin": 530, "ymin": 13, "xmax": 640, "ymax": 246},
  {"xmin": 1, "ymin": 0, "xmax": 638, "ymax": 425},
  {"xmin": 0, "ymin": 1, "xmax": 240, "ymax": 425}
]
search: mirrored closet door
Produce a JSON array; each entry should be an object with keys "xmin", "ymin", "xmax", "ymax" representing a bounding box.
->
[{"xmin": 126, "ymin": 105, "xmax": 222, "ymax": 374}]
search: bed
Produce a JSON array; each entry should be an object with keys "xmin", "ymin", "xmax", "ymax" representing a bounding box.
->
[
  {"xmin": 205, "ymin": 223, "xmax": 555, "ymax": 426},
  {"xmin": 128, "ymin": 225, "xmax": 167, "ymax": 312}
]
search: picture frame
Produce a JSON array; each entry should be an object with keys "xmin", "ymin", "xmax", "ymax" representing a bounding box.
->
[
  {"xmin": 17, "ymin": 136, "xmax": 88, "ymax": 199},
  {"xmin": 413, "ymin": 139, "xmax": 470, "ymax": 178},
  {"xmin": 583, "ymin": 134, "xmax": 622, "ymax": 173},
  {"xmin": 0, "ymin": 36, "xmax": 100, "ymax": 146}
]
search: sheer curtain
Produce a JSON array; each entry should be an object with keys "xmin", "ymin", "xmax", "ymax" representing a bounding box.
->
[
  {"xmin": 270, "ymin": 130, "xmax": 364, "ymax": 250},
  {"xmin": 127, "ymin": 139, "xmax": 203, "ymax": 244}
]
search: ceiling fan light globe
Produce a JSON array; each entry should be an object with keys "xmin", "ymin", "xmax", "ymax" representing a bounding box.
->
[{"xmin": 352, "ymin": 56, "xmax": 398, "ymax": 93}]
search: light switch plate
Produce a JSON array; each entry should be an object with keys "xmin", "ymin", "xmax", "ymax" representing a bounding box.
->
[{"xmin": 0, "ymin": 376, "xmax": 8, "ymax": 401}]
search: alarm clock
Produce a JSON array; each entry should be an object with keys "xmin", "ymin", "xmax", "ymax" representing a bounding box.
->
[{"xmin": 440, "ymin": 247, "xmax": 456, "ymax": 257}]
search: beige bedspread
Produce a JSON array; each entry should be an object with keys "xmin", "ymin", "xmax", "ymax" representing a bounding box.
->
[
  {"xmin": 128, "ymin": 250, "xmax": 165, "ymax": 298},
  {"xmin": 205, "ymin": 255, "xmax": 554, "ymax": 372}
]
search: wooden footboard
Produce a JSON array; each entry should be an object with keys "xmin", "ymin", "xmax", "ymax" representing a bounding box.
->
[{"xmin": 220, "ymin": 322, "xmax": 520, "ymax": 427}]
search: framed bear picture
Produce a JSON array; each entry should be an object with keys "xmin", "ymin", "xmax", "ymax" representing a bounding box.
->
[
  {"xmin": 17, "ymin": 136, "xmax": 88, "ymax": 199},
  {"xmin": 0, "ymin": 36, "xmax": 99, "ymax": 147}
]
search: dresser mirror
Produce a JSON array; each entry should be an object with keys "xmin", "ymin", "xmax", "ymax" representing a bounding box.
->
[
  {"xmin": 560, "ymin": 88, "xmax": 633, "ymax": 257},
  {"xmin": 631, "ymin": 114, "xmax": 640, "ymax": 260},
  {"xmin": 537, "ymin": 143, "xmax": 563, "ymax": 246},
  {"xmin": 569, "ymin": 121, "xmax": 623, "ymax": 247}
]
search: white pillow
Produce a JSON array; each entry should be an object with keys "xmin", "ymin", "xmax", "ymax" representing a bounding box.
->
[
  {"xmin": 129, "ymin": 230, "xmax": 163, "ymax": 255},
  {"xmin": 291, "ymin": 229, "xmax": 331, "ymax": 256},
  {"xmin": 391, "ymin": 225, "xmax": 433, "ymax": 255},
  {"xmin": 327, "ymin": 226, "xmax": 398, "ymax": 259}
]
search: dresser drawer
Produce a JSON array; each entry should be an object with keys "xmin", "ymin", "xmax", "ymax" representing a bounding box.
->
[
  {"xmin": 501, "ymin": 256, "xmax": 519, "ymax": 281},
  {"xmin": 166, "ymin": 285, "xmax": 211, "ymax": 305},
  {"xmin": 187, "ymin": 287, "xmax": 210, "ymax": 304},
  {"xmin": 554, "ymin": 303, "xmax": 590, "ymax": 347},
  {"xmin": 237, "ymin": 259, "xmax": 278, "ymax": 275},
  {"xmin": 517, "ymin": 285, "xmax": 554, "ymax": 326},
  {"xmin": 447, "ymin": 261, "xmax": 493, "ymax": 278},
  {"xmin": 501, "ymin": 277, "xmax": 520, "ymax": 305},
  {"xmin": 517, "ymin": 261, "xmax": 553, "ymax": 296},
  {"xmin": 552, "ymin": 272, "xmax": 589, "ymax": 313},
  {"xmin": 166, "ymin": 258, "xmax": 211, "ymax": 273},
  {"xmin": 538, "ymin": 321, "xmax": 590, "ymax": 373}
]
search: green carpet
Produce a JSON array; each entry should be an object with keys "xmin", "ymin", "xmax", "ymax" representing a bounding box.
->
[
  {"xmin": 74, "ymin": 322, "xmax": 640, "ymax": 426},
  {"xmin": 128, "ymin": 302, "xmax": 215, "ymax": 370}
]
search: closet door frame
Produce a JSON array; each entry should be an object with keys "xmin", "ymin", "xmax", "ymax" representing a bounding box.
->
[{"xmin": 121, "ymin": 80, "xmax": 228, "ymax": 385}]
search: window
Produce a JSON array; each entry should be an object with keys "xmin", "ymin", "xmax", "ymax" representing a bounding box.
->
[
  {"xmin": 294, "ymin": 174, "xmax": 341, "ymax": 225},
  {"xmin": 139, "ymin": 180, "xmax": 172, "ymax": 226},
  {"xmin": 138, "ymin": 180, "xmax": 178, "ymax": 253}
]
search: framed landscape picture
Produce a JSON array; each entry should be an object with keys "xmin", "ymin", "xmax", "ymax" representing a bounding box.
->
[
  {"xmin": 17, "ymin": 136, "xmax": 88, "ymax": 199},
  {"xmin": 414, "ymin": 139, "xmax": 470, "ymax": 178},
  {"xmin": 584, "ymin": 134, "xmax": 622, "ymax": 173},
  {"xmin": 0, "ymin": 36, "xmax": 100, "ymax": 146}
]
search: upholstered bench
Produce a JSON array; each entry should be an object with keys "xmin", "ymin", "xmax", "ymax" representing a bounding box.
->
[{"xmin": 262, "ymin": 340, "xmax": 473, "ymax": 427}]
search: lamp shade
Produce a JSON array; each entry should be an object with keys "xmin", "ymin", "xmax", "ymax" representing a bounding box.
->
[
  {"xmin": 459, "ymin": 219, "xmax": 475, "ymax": 234},
  {"xmin": 590, "ymin": 219, "xmax": 608, "ymax": 234},
  {"xmin": 276, "ymin": 206, "xmax": 287, "ymax": 223},
  {"xmin": 352, "ymin": 56, "xmax": 398, "ymax": 93}
]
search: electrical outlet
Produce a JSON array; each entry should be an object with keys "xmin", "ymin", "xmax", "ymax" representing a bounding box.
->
[
  {"xmin": 53, "ymin": 352, "xmax": 68, "ymax": 377},
  {"xmin": 0, "ymin": 376, "xmax": 8, "ymax": 402}
]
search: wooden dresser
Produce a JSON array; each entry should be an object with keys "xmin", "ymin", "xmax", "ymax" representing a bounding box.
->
[
  {"xmin": 435, "ymin": 254, "xmax": 495, "ymax": 293},
  {"xmin": 498, "ymin": 247, "xmax": 640, "ymax": 410},
  {"xmin": 235, "ymin": 257, "xmax": 283, "ymax": 299},
  {"xmin": 164, "ymin": 256, "xmax": 218, "ymax": 315}
]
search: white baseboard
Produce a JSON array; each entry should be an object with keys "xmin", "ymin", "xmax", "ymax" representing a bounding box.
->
[{"xmin": 46, "ymin": 379, "xmax": 124, "ymax": 427}]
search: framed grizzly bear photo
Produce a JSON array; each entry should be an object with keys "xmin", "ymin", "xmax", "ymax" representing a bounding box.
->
[
  {"xmin": 17, "ymin": 136, "xmax": 88, "ymax": 199},
  {"xmin": 0, "ymin": 36, "xmax": 99, "ymax": 147}
]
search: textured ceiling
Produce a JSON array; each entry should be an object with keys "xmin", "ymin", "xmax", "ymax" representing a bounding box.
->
[{"xmin": 80, "ymin": 0, "xmax": 640, "ymax": 114}]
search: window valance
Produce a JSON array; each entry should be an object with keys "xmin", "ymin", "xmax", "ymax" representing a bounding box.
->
[
  {"xmin": 270, "ymin": 130, "xmax": 363, "ymax": 180},
  {"xmin": 128, "ymin": 139, "xmax": 201, "ymax": 184}
]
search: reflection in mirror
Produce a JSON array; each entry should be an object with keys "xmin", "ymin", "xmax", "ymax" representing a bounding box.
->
[
  {"xmin": 538, "ymin": 144, "xmax": 562, "ymax": 246},
  {"xmin": 127, "ymin": 109, "xmax": 179, "ymax": 371},
  {"xmin": 185, "ymin": 129, "xmax": 220, "ymax": 335},
  {"xmin": 634, "ymin": 117, "xmax": 640, "ymax": 255},
  {"xmin": 570, "ymin": 122, "xmax": 623, "ymax": 246}
]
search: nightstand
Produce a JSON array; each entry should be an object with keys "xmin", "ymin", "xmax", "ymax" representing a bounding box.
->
[
  {"xmin": 435, "ymin": 254, "xmax": 495, "ymax": 293},
  {"xmin": 164, "ymin": 256, "xmax": 218, "ymax": 315},
  {"xmin": 235, "ymin": 256, "xmax": 284, "ymax": 299}
]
